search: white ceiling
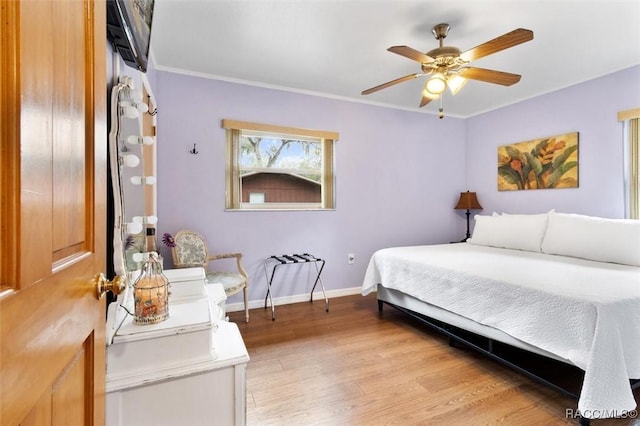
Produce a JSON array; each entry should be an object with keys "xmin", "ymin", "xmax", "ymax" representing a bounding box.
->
[{"xmin": 150, "ymin": 0, "xmax": 640, "ymax": 118}]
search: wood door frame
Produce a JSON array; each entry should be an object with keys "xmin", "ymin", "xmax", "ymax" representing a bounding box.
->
[{"xmin": 0, "ymin": 0, "xmax": 21, "ymax": 295}]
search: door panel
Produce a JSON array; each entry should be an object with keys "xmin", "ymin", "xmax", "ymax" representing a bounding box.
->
[
  {"xmin": 19, "ymin": 0, "xmax": 54, "ymax": 286},
  {"xmin": 52, "ymin": 0, "xmax": 87, "ymax": 260},
  {"xmin": 0, "ymin": 1, "xmax": 107, "ymax": 425},
  {"xmin": 52, "ymin": 341, "xmax": 89, "ymax": 426},
  {"xmin": 20, "ymin": 390, "xmax": 51, "ymax": 426}
]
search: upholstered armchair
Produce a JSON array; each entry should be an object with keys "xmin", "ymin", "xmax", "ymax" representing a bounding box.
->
[{"xmin": 171, "ymin": 230, "xmax": 249, "ymax": 322}]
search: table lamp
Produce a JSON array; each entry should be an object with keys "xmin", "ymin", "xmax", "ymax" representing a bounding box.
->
[{"xmin": 454, "ymin": 191, "xmax": 483, "ymax": 241}]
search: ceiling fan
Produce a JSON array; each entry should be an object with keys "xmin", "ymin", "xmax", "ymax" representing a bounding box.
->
[{"xmin": 361, "ymin": 24, "xmax": 534, "ymax": 118}]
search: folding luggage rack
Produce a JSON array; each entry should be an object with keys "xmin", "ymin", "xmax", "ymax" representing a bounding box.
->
[{"xmin": 263, "ymin": 253, "xmax": 328, "ymax": 320}]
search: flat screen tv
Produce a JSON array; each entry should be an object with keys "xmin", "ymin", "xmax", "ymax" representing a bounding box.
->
[{"xmin": 107, "ymin": 0, "xmax": 154, "ymax": 73}]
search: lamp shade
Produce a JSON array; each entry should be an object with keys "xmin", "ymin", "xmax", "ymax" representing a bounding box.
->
[
  {"xmin": 454, "ymin": 191, "xmax": 482, "ymax": 210},
  {"xmin": 425, "ymin": 73, "xmax": 446, "ymax": 95}
]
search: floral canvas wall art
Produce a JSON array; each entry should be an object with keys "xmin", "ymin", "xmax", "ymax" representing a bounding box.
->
[{"xmin": 498, "ymin": 132, "xmax": 579, "ymax": 191}]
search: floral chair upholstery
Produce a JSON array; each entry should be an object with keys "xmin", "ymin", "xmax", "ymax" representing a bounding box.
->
[{"xmin": 171, "ymin": 230, "xmax": 249, "ymax": 322}]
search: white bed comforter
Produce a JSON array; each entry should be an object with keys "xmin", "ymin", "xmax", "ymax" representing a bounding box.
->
[{"xmin": 362, "ymin": 243, "xmax": 640, "ymax": 418}]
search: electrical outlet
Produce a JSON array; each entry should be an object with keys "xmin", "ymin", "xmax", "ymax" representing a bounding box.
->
[{"xmin": 348, "ymin": 253, "xmax": 355, "ymax": 264}]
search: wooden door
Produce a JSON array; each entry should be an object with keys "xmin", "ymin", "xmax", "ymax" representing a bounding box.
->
[{"xmin": 1, "ymin": 1, "xmax": 107, "ymax": 425}]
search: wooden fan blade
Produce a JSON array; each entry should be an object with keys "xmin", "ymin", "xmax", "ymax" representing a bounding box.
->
[
  {"xmin": 460, "ymin": 28, "xmax": 533, "ymax": 62},
  {"xmin": 361, "ymin": 73, "xmax": 422, "ymax": 95},
  {"xmin": 388, "ymin": 46, "xmax": 434, "ymax": 64},
  {"xmin": 458, "ymin": 67, "xmax": 522, "ymax": 86},
  {"xmin": 419, "ymin": 95, "xmax": 434, "ymax": 107},
  {"xmin": 419, "ymin": 81, "xmax": 439, "ymax": 107}
]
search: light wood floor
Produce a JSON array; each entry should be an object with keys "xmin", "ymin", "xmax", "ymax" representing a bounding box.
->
[{"xmin": 228, "ymin": 294, "xmax": 640, "ymax": 426}]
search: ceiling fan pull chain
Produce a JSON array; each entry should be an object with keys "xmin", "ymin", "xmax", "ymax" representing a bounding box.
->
[{"xmin": 439, "ymin": 95, "xmax": 444, "ymax": 119}]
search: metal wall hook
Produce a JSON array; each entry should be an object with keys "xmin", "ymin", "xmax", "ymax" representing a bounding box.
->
[
  {"xmin": 147, "ymin": 94, "xmax": 158, "ymax": 116},
  {"xmin": 189, "ymin": 143, "xmax": 199, "ymax": 155}
]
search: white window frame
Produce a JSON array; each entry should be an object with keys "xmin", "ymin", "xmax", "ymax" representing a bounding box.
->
[
  {"xmin": 619, "ymin": 108, "xmax": 640, "ymax": 219},
  {"xmin": 223, "ymin": 119, "xmax": 338, "ymax": 211}
]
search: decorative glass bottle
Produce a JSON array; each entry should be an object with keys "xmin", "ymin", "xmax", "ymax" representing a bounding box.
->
[
  {"xmin": 145, "ymin": 225, "xmax": 157, "ymax": 253},
  {"xmin": 133, "ymin": 252, "xmax": 169, "ymax": 325}
]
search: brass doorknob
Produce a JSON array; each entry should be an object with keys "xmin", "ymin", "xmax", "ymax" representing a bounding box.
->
[{"xmin": 95, "ymin": 273, "xmax": 125, "ymax": 299}]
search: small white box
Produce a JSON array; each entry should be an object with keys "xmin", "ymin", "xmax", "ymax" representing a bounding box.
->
[{"xmin": 164, "ymin": 267, "xmax": 207, "ymax": 301}]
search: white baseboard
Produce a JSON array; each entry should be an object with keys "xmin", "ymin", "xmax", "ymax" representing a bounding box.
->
[{"xmin": 225, "ymin": 286, "xmax": 363, "ymax": 313}]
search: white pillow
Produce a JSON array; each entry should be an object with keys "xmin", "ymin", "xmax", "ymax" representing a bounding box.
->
[
  {"xmin": 541, "ymin": 212, "xmax": 640, "ymax": 266},
  {"xmin": 467, "ymin": 213, "xmax": 550, "ymax": 252}
]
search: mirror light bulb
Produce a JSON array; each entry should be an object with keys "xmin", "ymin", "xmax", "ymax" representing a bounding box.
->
[
  {"xmin": 120, "ymin": 101, "xmax": 148, "ymax": 118},
  {"xmin": 120, "ymin": 76, "xmax": 134, "ymax": 87},
  {"xmin": 122, "ymin": 104, "xmax": 138, "ymax": 119},
  {"xmin": 130, "ymin": 176, "xmax": 156, "ymax": 185},
  {"xmin": 132, "ymin": 215, "xmax": 158, "ymax": 225},
  {"xmin": 126, "ymin": 135, "xmax": 155, "ymax": 145},
  {"xmin": 122, "ymin": 154, "xmax": 140, "ymax": 168},
  {"xmin": 132, "ymin": 252, "xmax": 148, "ymax": 263},
  {"xmin": 126, "ymin": 222, "xmax": 143, "ymax": 235}
]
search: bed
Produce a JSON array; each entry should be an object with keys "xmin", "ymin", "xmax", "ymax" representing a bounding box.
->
[{"xmin": 362, "ymin": 211, "xmax": 640, "ymax": 422}]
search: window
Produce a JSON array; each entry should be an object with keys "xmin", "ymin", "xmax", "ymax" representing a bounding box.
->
[
  {"xmin": 223, "ymin": 119, "xmax": 338, "ymax": 210},
  {"xmin": 619, "ymin": 109, "xmax": 640, "ymax": 219}
]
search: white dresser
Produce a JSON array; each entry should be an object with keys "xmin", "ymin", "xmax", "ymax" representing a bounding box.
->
[{"xmin": 105, "ymin": 268, "xmax": 249, "ymax": 426}]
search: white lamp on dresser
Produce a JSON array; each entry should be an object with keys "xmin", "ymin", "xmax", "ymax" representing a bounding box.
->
[{"xmin": 105, "ymin": 267, "xmax": 249, "ymax": 426}]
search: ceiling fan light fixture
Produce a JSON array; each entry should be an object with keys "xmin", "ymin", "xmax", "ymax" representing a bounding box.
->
[
  {"xmin": 447, "ymin": 74, "xmax": 468, "ymax": 95},
  {"xmin": 361, "ymin": 24, "xmax": 534, "ymax": 115},
  {"xmin": 425, "ymin": 73, "xmax": 446, "ymax": 95},
  {"xmin": 421, "ymin": 86, "xmax": 439, "ymax": 100}
]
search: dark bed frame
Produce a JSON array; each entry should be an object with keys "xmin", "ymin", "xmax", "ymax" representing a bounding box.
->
[{"xmin": 378, "ymin": 299, "xmax": 640, "ymax": 426}]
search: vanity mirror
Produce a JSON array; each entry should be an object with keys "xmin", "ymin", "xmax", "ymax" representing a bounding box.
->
[{"xmin": 108, "ymin": 75, "xmax": 158, "ymax": 285}]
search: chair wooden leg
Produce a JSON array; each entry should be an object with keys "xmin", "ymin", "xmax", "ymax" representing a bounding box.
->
[{"xmin": 243, "ymin": 286, "xmax": 249, "ymax": 323}]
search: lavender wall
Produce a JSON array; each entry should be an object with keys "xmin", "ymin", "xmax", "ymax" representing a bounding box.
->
[
  {"xmin": 466, "ymin": 65, "xmax": 640, "ymax": 219},
  {"xmin": 154, "ymin": 66, "xmax": 639, "ymax": 308},
  {"xmin": 154, "ymin": 71, "xmax": 467, "ymax": 305}
]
